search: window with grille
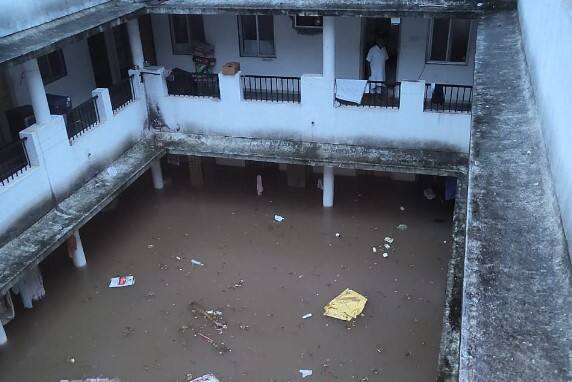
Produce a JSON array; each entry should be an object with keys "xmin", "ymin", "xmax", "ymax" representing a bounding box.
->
[
  {"xmin": 169, "ymin": 15, "xmax": 206, "ymax": 55},
  {"xmin": 38, "ymin": 49, "xmax": 67, "ymax": 85}
]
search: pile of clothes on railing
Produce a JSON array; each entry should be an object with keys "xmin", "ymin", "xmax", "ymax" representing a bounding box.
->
[{"xmin": 191, "ymin": 41, "xmax": 215, "ymax": 73}]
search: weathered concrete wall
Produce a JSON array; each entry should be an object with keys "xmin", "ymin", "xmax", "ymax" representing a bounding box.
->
[
  {"xmin": 6, "ymin": 38, "xmax": 97, "ymax": 107},
  {"xmin": 518, "ymin": 0, "xmax": 572, "ymax": 252},
  {"xmin": 0, "ymin": 0, "xmax": 111, "ymax": 38},
  {"xmin": 152, "ymin": 14, "xmax": 362, "ymax": 78},
  {"xmin": 397, "ymin": 16, "xmax": 477, "ymax": 85}
]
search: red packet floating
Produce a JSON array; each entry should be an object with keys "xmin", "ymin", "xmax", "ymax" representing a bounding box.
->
[{"xmin": 109, "ymin": 275, "xmax": 135, "ymax": 288}]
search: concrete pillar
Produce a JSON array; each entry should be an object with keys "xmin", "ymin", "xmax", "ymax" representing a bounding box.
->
[
  {"xmin": 322, "ymin": 17, "xmax": 336, "ymax": 80},
  {"xmin": 151, "ymin": 159, "xmax": 164, "ymax": 189},
  {"xmin": 287, "ymin": 165, "xmax": 306, "ymax": 188},
  {"xmin": 323, "ymin": 166, "xmax": 334, "ymax": 207},
  {"xmin": 127, "ymin": 18, "xmax": 145, "ymax": 69},
  {"xmin": 188, "ymin": 157, "xmax": 204, "ymax": 187},
  {"xmin": 23, "ymin": 59, "xmax": 51, "ymax": 124},
  {"xmin": 91, "ymin": 88, "xmax": 113, "ymax": 122},
  {"xmin": 67, "ymin": 230, "xmax": 86, "ymax": 268},
  {"xmin": 0, "ymin": 322, "xmax": 6, "ymax": 345}
]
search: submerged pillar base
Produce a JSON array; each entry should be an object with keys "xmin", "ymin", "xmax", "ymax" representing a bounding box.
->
[
  {"xmin": 151, "ymin": 159, "xmax": 164, "ymax": 190},
  {"xmin": 323, "ymin": 166, "xmax": 334, "ymax": 207},
  {"xmin": 67, "ymin": 230, "xmax": 86, "ymax": 268}
]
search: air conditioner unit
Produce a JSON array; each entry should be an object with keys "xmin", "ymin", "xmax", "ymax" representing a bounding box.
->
[{"xmin": 294, "ymin": 16, "xmax": 323, "ymax": 30}]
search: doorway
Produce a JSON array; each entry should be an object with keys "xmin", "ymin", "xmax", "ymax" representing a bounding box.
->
[
  {"xmin": 87, "ymin": 32, "xmax": 113, "ymax": 88},
  {"xmin": 362, "ymin": 18, "xmax": 400, "ymax": 82}
]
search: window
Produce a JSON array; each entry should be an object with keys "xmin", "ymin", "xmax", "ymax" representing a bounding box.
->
[
  {"xmin": 238, "ymin": 15, "xmax": 275, "ymax": 57},
  {"xmin": 169, "ymin": 15, "xmax": 205, "ymax": 55},
  {"xmin": 427, "ymin": 18, "xmax": 471, "ymax": 63},
  {"xmin": 38, "ymin": 49, "xmax": 67, "ymax": 85}
]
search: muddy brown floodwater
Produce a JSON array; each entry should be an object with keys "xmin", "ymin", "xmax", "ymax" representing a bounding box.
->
[{"xmin": 0, "ymin": 160, "xmax": 454, "ymax": 382}]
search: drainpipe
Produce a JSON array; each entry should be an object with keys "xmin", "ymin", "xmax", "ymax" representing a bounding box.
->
[
  {"xmin": 322, "ymin": 16, "xmax": 336, "ymax": 80},
  {"xmin": 23, "ymin": 59, "xmax": 51, "ymax": 124},
  {"xmin": 127, "ymin": 18, "xmax": 145, "ymax": 69}
]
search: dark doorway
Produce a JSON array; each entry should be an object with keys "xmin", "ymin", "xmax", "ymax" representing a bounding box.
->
[
  {"xmin": 363, "ymin": 18, "xmax": 400, "ymax": 82},
  {"xmin": 87, "ymin": 32, "xmax": 113, "ymax": 88},
  {"xmin": 139, "ymin": 14, "xmax": 158, "ymax": 66},
  {"xmin": 113, "ymin": 24, "xmax": 134, "ymax": 80}
]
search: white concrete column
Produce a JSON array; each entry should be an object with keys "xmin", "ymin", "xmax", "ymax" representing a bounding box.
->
[
  {"xmin": 322, "ymin": 17, "xmax": 336, "ymax": 80},
  {"xmin": 323, "ymin": 166, "xmax": 334, "ymax": 207},
  {"xmin": 23, "ymin": 59, "xmax": 51, "ymax": 124},
  {"xmin": 91, "ymin": 88, "xmax": 113, "ymax": 122},
  {"xmin": 127, "ymin": 18, "xmax": 145, "ymax": 69},
  {"xmin": 151, "ymin": 159, "xmax": 164, "ymax": 189},
  {"xmin": 67, "ymin": 230, "xmax": 86, "ymax": 268},
  {"xmin": 0, "ymin": 322, "xmax": 6, "ymax": 345}
]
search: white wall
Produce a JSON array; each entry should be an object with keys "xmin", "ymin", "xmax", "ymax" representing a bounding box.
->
[
  {"xmin": 152, "ymin": 14, "xmax": 361, "ymax": 78},
  {"xmin": 397, "ymin": 17, "xmax": 477, "ymax": 85},
  {"xmin": 518, "ymin": 0, "xmax": 572, "ymax": 250},
  {"xmin": 0, "ymin": 83, "xmax": 147, "ymax": 236},
  {"xmin": 150, "ymin": 71, "xmax": 470, "ymax": 152},
  {"xmin": 6, "ymin": 38, "xmax": 97, "ymax": 108},
  {"xmin": 0, "ymin": 0, "xmax": 110, "ymax": 38}
]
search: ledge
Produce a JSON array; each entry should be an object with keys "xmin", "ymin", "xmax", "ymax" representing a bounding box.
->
[
  {"xmin": 157, "ymin": 132, "xmax": 468, "ymax": 177},
  {"xmin": 147, "ymin": 0, "xmax": 516, "ymax": 17},
  {"xmin": 0, "ymin": 141, "xmax": 165, "ymax": 295},
  {"xmin": 460, "ymin": 11, "xmax": 572, "ymax": 381},
  {"xmin": 0, "ymin": 1, "xmax": 145, "ymax": 67}
]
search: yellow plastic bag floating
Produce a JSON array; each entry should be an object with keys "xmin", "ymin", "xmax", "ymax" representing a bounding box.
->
[{"xmin": 323, "ymin": 288, "xmax": 367, "ymax": 321}]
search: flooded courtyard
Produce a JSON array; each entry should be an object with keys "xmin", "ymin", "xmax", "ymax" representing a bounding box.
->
[{"xmin": 0, "ymin": 160, "xmax": 454, "ymax": 381}]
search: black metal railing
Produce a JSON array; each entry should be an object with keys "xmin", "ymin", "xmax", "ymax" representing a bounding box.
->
[
  {"xmin": 65, "ymin": 96, "xmax": 100, "ymax": 141},
  {"xmin": 167, "ymin": 71, "xmax": 220, "ymax": 98},
  {"xmin": 424, "ymin": 84, "xmax": 472, "ymax": 113},
  {"xmin": 336, "ymin": 81, "xmax": 400, "ymax": 108},
  {"xmin": 0, "ymin": 138, "xmax": 31, "ymax": 186},
  {"xmin": 241, "ymin": 75, "xmax": 301, "ymax": 103},
  {"xmin": 110, "ymin": 76, "xmax": 134, "ymax": 112}
]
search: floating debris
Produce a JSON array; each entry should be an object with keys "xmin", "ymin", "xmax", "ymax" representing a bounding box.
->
[
  {"xmin": 323, "ymin": 288, "xmax": 367, "ymax": 321},
  {"xmin": 190, "ymin": 374, "xmax": 220, "ymax": 382},
  {"xmin": 230, "ymin": 279, "xmax": 244, "ymax": 289},
  {"xmin": 382, "ymin": 253, "xmax": 389, "ymax": 258},
  {"xmin": 400, "ymin": 206, "xmax": 405, "ymax": 211},
  {"xmin": 190, "ymin": 301, "xmax": 227, "ymax": 330},
  {"xmin": 383, "ymin": 243, "xmax": 391, "ymax": 250},
  {"xmin": 424, "ymin": 188, "xmax": 436, "ymax": 200},
  {"xmin": 109, "ymin": 276, "xmax": 135, "ymax": 288},
  {"xmin": 302, "ymin": 313, "xmax": 313, "ymax": 319},
  {"xmin": 372, "ymin": 247, "xmax": 377, "ymax": 254},
  {"xmin": 66, "ymin": 356, "xmax": 76, "ymax": 364},
  {"xmin": 274, "ymin": 214, "xmax": 285, "ymax": 222},
  {"xmin": 191, "ymin": 259, "xmax": 204, "ymax": 267},
  {"xmin": 196, "ymin": 332, "xmax": 231, "ymax": 354},
  {"xmin": 299, "ymin": 369, "xmax": 313, "ymax": 378},
  {"xmin": 397, "ymin": 224, "xmax": 408, "ymax": 231},
  {"xmin": 384, "ymin": 237, "xmax": 394, "ymax": 244},
  {"xmin": 335, "ymin": 232, "xmax": 341, "ymax": 238},
  {"xmin": 147, "ymin": 244, "xmax": 155, "ymax": 249},
  {"xmin": 256, "ymin": 174, "xmax": 263, "ymax": 196}
]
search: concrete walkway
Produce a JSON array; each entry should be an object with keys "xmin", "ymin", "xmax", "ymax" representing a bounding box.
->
[
  {"xmin": 460, "ymin": 11, "xmax": 571, "ymax": 381},
  {"xmin": 0, "ymin": 141, "xmax": 164, "ymax": 295}
]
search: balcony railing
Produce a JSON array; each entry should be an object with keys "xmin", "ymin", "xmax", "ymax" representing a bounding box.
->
[
  {"xmin": 241, "ymin": 75, "xmax": 301, "ymax": 103},
  {"xmin": 65, "ymin": 96, "xmax": 100, "ymax": 141},
  {"xmin": 336, "ymin": 81, "xmax": 401, "ymax": 109},
  {"xmin": 0, "ymin": 138, "xmax": 31, "ymax": 186},
  {"xmin": 110, "ymin": 76, "xmax": 134, "ymax": 112},
  {"xmin": 424, "ymin": 84, "xmax": 472, "ymax": 113},
  {"xmin": 167, "ymin": 71, "xmax": 220, "ymax": 98}
]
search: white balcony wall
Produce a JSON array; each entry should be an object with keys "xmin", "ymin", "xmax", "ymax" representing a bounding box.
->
[
  {"xmin": 397, "ymin": 17, "xmax": 477, "ymax": 86},
  {"xmin": 0, "ymin": 87, "xmax": 147, "ymax": 236},
  {"xmin": 151, "ymin": 14, "xmax": 362, "ymax": 79},
  {"xmin": 6, "ymin": 39, "xmax": 97, "ymax": 107},
  {"xmin": 153, "ymin": 72, "xmax": 470, "ymax": 152}
]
